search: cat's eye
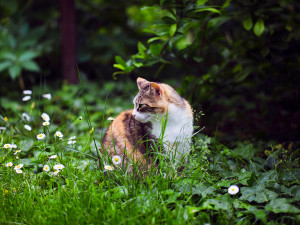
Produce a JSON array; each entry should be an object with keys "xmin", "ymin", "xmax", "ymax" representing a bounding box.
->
[{"xmin": 138, "ymin": 104, "xmax": 148, "ymax": 109}]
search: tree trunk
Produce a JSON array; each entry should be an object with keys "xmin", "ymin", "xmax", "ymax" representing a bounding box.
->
[{"xmin": 61, "ymin": 0, "xmax": 78, "ymax": 84}]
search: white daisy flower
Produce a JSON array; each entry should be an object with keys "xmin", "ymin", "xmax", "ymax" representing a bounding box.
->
[
  {"xmin": 104, "ymin": 165, "xmax": 113, "ymax": 171},
  {"xmin": 0, "ymin": 127, "xmax": 6, "ymax": 133},
  {"xmin": 24, "ymin": 124, "xmax": 32, "ymax": 131},
  {"xmin": 107, "ymin": 117, "xmax": 115, "ymax": 121},
  {"xmin": 42, "ymin": 121, "xmax": 50, "ymax": 126},
  {"xmin": 4, "ymin": 144, "xmax": 11, "ymax": 149},
  {"xmin": 11, "ymin": 144, "xmax": 17, "ymax": 148},
  {"xmin": 42, "ymin": 93, "xmax": 52, "ymax": 100},
  {"xmin": 37, "ymin": 133, "xmax": 46, "ymax": 140},
  {"xmin": 43, "ymin": 165, "xmax": 50, "ymax": 172},
  {"xmin": 22, "ymin": 113, "xmax": 30, "ymax": 121},
  {"xmin": 22, "ymin": 96, "xmax": 31, "ymax": 101},
  {"xmin": 53, "ymin": 164, "xmax": 65, "ymax": 170},
  {"xmin": 55, "ymin": 131, "xmax": 63, "ymax": 138},
  {"xmin": 112, "ymin": 155, "xmax": 121, "ymax": 165},
  {"xmin": 49, "ymin": 155, "xmax": 57, "ymax": 159},
  {"xmin": 53, "ymin": 170, "xmax": 60, "ymax": 175},
  {"xmin": 228, "ymin": 185, "xmax": 239, "ymax": 195},
  {"xmin": 67, "ymin": 136, "xmax": 76, "ymax": 144},
  {"xmin": 41, "ymin": 113, "xmax": 50, "ymax": 122},
  {"xmin": 23, "ymin": 90, "xmax": 32, "ymax": 95},
  {"xmin": 14, "ymin": 150, "xmax": 21, "ymax": 155},
  {"xmin": 14, "ymin": 164, "xmax": 23, "ymax": 170},
  {"xmin": 6, "ymin": 162, "xmax": 13, "ymax": 167},
  {"xmin": 68, "ymin": 140, "xmax": 76, "ymax": 145},
  {"xmin": 15, "ymin": 169, "xmax": 23, "ymax": 174},
  {"xmin": 79, "ymin": 116, "xmax": 83, "ymax": 120}
]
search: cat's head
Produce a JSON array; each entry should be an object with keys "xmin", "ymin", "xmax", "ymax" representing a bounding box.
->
[{"xmin": 132, "ymin": 77, "xmax": 169, "ymax": 123}]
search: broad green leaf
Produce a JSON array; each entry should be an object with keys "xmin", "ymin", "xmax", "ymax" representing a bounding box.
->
[
  {"xmin": 162, "ymin": 17, "xmax": 176, "ymax": 25},
  {"xmin": 198, "ymin": 201, "xmax": 214, "ymax": 210},
  {"xmin": 164, "ymin": 11, "xmax": 177, "ymax": 22},
  {"xmin": 113, "ymin": 64, "xmax": 125, "ymax": 71},
  {"xmin": 237, "ymin": 171, "xmax": 254, "ymax": 186},
  {"xmin": 243, "ymin": 17, "xmax": 253, "ymax": 31},
  {"xmin": 110, "ymin": 186, "xmax": 128, "ymax": 200},
  {"xmin": 124, "ymin": 65, "xmax": 135, "ymax": 73},
  {"xmin": 169, "ymin": 24, "xmax": 177, "ymax": 37},
  {"xmin": 259, "ymin": 170, "xmax": 278, "ymax": 185},
  {"xmin": 161, "ymin": 189, "xmax": 175, "ymax": 195},
  {"xmin": 194, "ymin": 7, "xmax": 221, "ymax": 14},
  {"xmin": 153, "ymin": 24, "xmax": 173, "ymax": 37},
  {"xmin": 282, "ymin": 169, "xmax": 300, "ymax": 183},
  {"xmin": 191, "ymin": 185, "xmax": 215, "ymax": 196},
  {"xmin": 149, "ymin": 43, "xmax": 162, "ymax": 56},
  {"xmin": 1, "ymin": 51, "xmax": 17, "ymax": 61},
  {"xmin": 281, "ymin": 185, "xmax": 300, "ymax": 200},
  {"xmin": 0, "ymin": 61, "xmax": 12, "ymax": 72},
  {"xmin": 137, "ymin": 42, "xmax": 147, "ymax": 54},
  {"xmin": 186, "ymin": 206, "xmax": 201, "ymax": 215},
  {"xmin": 19, "ymin": 51, "xmax": 40, "ymax": 62},
  {"xmin": 216, "ymin": 180, "xmax": 233, "ymax": 187},
  {"xmin": 234, "ymin": 68, "xmax": 251, "ymax": 83},
  {"xmin": 142, "ymin": 28, "xmax": 156, "ymax": 34},
  {"xmin": 20, "ymin": 158, "xmax": 33, "ymax": 166},
  {"xmin": 206, "ymin": 195, "xmax": 233, "ymax": 211},
  {"xmin": 115, "ymin": 56, "xmax": 127, "ymax": 67},
  {"xmin": 222, "ymin": 0, "xmax": 231, "ymax": 9},
  {"xmin": 266, "ymin": 198, "xmax": 300, "ymax": 214},
  {"xmin": 162, "ymin": 191, "xmax": 181, "ymax": 204},
  {"xmin": 176, "ymin": 36, "xmax": 192, "ymax": 50},
  {"xmin": 8, "ymin": 65, "xmax": 21, "ymax": 79},
  {"xmin": 248, "ymin": 209, "xmax": 267, "ymax": 224},
  {"xmin": 197, "ymin": 0, "xmax": 208, "ymax": 6},
  {"xmin": 22, "ymin": 60, "xmax": 40, "ymax": 72},
  {"xmin": 20, "ymin": 139, "xmax": 35, "ymax": 152},
  {"xmin": 233, "ymin": 144, "xmax": 257, "ymax": 159},
  {"xmin": 208, "ymin": 16, "xmax": 231, "ymax": 27},
  {"xmin": 133, "ymin": 62, "xmax": 143, "ymax": 68},
  {"xmin": 240, "ymin": 185, "xmax": 278, "ymax": 203},
  {"xmin": 233, "ymin": 64, "xmax": 242, "ymax": 73},
  {"xmin": 233, "ymin": 200, "xmax": 253, "ymax": 210},
  {"xmin": 147, "ymin": 37, "xmax": 165, "ymax": 43},
  {"xmin": 254, "ymin": 19, "xmax": 265, "ymax": 36}
]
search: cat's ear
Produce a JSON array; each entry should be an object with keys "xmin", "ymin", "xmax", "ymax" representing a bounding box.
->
[
  {"xmin": 149, "ymin": 82, "xmax": 162, "ymax": 97},
  {"xmin": 137, "ymin": 77, "xmax": 148, "ymax": 90}
]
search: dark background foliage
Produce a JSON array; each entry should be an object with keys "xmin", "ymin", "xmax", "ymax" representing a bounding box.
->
[{"xmin": 0, "ymin": 0, "xmax": 299, "ymax": 145}]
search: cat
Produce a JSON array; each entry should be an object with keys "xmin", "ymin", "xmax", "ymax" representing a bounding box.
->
[{"xmin": 101, "ymin": 77, "xmax": 193, "ymax": 172}]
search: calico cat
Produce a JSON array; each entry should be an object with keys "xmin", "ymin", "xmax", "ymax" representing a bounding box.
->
[{"xmin": 101, "ymin": 77, "xmax": 193, "ymax": 171}]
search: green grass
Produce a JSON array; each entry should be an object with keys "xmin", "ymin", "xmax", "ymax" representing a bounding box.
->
[{"xmin": 0, "ymin": 81, "xmax": 299, "ymax": 224}]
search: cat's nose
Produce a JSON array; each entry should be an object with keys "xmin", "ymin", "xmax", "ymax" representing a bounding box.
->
[{"xmin": 132, "ymin": 114, "xmax": 136, "ymax": 118}]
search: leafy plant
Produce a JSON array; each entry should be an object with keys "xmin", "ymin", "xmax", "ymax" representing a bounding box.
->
[
  {"xmin": 112, "ymin": 0, "xmax": 300, "ymax": 142},
  {"xmin": 113, "ymin": 0, "xmax": 225, "ymax": 77},
  {"xmin": 0, "ymin": 21, "xmax": 48, "ymax": 81}
]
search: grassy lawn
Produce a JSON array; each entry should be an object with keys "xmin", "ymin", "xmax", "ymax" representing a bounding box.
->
[{"xmin": 0, "ymin": 81, "xmax": 299, "ymax": 224}]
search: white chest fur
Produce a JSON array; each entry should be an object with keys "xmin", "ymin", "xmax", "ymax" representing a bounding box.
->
[{"xmin": 150, "ymin": 103, "xmax": 193, "ymax": 163}]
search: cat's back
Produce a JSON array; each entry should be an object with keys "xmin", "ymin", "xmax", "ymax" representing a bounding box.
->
[
  {"xmin": 102, "ymin": 109, "xmax": 153, "ymax": 158},
  {"xmin": 102, "ymin": 109, "xmax": 133, "ymax": 148},
  {"xmin": 160, "ymin": 82, "xmax": 193, "ymax": 119}
]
